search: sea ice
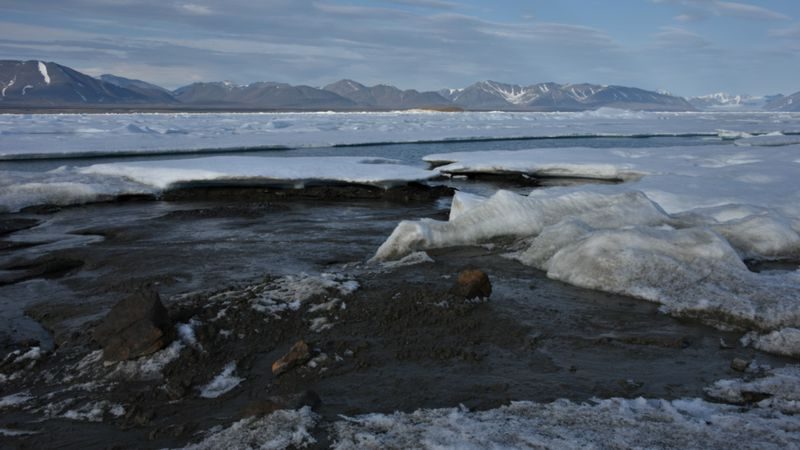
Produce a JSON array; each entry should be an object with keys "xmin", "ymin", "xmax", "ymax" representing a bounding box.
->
[
  {"xmin": 2, "ymin": 111, "xmax": 800, "ymax": 160},
  {"xmin": 376, "ymin": 145, "xmax": 800, "ymax": 353}
]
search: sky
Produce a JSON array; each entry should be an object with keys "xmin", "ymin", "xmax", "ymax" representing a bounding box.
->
[{"xmin": 1, "ymin": 0, "xmax": 799, "ymax": 96}]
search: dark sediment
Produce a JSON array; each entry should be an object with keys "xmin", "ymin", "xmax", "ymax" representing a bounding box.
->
[
  {"xmin": 161, "ymin": 182, "xmax": 454, "ymax": 203},
  {"xmin": 0, "ymin": 195, "xmax": 794, "ymax": 449}
]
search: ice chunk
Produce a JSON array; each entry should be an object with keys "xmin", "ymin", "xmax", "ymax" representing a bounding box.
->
[
  {"xmin": 374, "ymin": 190, "xmax": 671, "ymax": 261},
  {"xmin": 736, "ymin": 132, "xmax": 800, "ymax": 147},
  {"xmin": 375, "ymin": 188, "xmax": 800, "ymax": 348},
  {"xmin": 742, "ymin": 329, "xmax": 800, "ymax": 357},
  {"xmin": 706, "ymin": 365, "xmax": 800, "ymax": 414},
  {"xmin": 448, "ymin": 191, "xmax": 486, "ymax": 221},
  {"xmin": 199, "ymin": 362, "xmax": 244, "ymax": 399}
]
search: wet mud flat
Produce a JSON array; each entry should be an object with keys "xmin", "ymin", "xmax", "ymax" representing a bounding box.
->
[{"xmin": 0, "ymin": 185, "xmax": 795, "ymax": 448}]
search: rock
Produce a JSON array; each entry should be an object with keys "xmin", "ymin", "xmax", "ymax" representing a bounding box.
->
[
  {"xmin": 453, "ymin": 269, "xmax": 492, "ymax": 300},
  {"xmin": 272, "ymin": 340, "xmax": 311, "ymax": 376},
  {"xmin": 239, "ymin": 390, "xmax": 321, "ymax": 418},
  {"xmin": 93, "ymin": 287, "xmax": 174, "ymax": 362},
  {"xmin": 719, "ymin": 338, "xmax": 734, "ymax": 349},
  {"xmin": 731, "ymin": 357, "xmax": 750, "ymax": 372}
]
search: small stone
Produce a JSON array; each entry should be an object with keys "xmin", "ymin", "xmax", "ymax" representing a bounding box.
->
[
  {"xmin": 93, "ymin": 287, "xmax": 174, "ymax": 362},
  {"xmin": 731, "ymin": 357, "xmax": 750, "ymax": 372},
  {"xmin": 453, "ymin": 269, "xmax": 492, "ymax": 300},
  {"xmin": 272, "ymin": 340, "xmax": 311, "ymax": 376},
  {"xmin": 719, "ymin": 338, "xmax": 734, "ymax": 349}
]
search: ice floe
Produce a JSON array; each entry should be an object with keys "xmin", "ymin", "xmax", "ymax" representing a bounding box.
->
[
  {"xmin": 81, "ymin": 156, "xmax": 434, "ymax": 190},
  {"xmin": 2, "ymin": 111, "xmax": 800, "ymax": 160},
  {"xmin": 0, "ymin": 156, "xmax": 435, "ymax": 212}
]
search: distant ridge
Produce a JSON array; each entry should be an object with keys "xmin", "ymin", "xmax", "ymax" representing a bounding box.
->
[
  {"xmin": 323, "ymin": 79, "xmax": 452, "ymax": 110},
  {"xmin": 766, "ymin": 91, "xmax": 800, "ymax": 112},
  {"xmin": 173, "ymin": 81, "xmax": 357, "ymax": 109},
  {"xmin": 99, "ymin": 74, "xmax": 178, "ymax": 104},
  {"xmin": 0, "ymin": 59, "xmax": 753, "ymax": 112},
  {"xmin": 438, "ymin": 80, "xmax": 695, "ymax": 112}
]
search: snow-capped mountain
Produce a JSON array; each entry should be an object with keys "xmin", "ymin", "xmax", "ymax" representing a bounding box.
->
[
  {"xmin": 765, "ymin": 91, "xmax": 799, "ymax": 112},
  {"xmin": 0, "ymin": 60, "xmax": 156, "ymax": 105},
  {"xmin": 324, "ymin": 79, "xmax": 452, "ymax": 110},
  {"xmin": 439, "ymin": 80, "xmax": 693, "ymax": 111},
  {"xmin": 0, "ymin": 59, "xmax": 711, "ymax": 111},
  {"xmin": 688, "ymin": 93, "xmax": 775, "ymax": 111}
]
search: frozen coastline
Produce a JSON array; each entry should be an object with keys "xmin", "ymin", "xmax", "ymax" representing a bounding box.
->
[{"xmin": 1, "ymin": 110, "xmax": 799, "ymax": 448}]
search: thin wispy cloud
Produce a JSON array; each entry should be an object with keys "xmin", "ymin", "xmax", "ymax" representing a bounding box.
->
[
  {"xmin": 655, "ymin": 0, "xmax": 790, "ymax": 21},
  {"xmin": 653, "ymin": 27, "xmax": 711, "ymax": 48}
]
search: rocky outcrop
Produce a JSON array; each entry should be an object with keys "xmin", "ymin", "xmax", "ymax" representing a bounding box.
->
[{"xmin": 93, "ymin": 288, "xmax": 174, "ymax": 361}]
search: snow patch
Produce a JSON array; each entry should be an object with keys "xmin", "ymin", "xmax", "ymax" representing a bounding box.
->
[
  {"xmin": 37, "ymin": 61, "xmax": 51, "ymax": 85},
  {"xmin": 198, "ymin": 362, "xmax": 243, "ymax": 398},
  {"xmin": 179, "ymin": 407, "xmax": 318, "ymax": 449},
  {"xmin": 379, "ymin": 251, "xmax": 435, "ymax": 269},
  {"xmin": 62, "ymin": 401, "xmax": 125, "ymax": 422},
  {"xmin": 0, "ymin": 391, "xmax": 33, "ymax": 409},
  {"xmin": 1, "ymin": 77, "xmax": 15, "ymax": 97},
  {"xmin": 332, "ymin": 397, "xmax": 800, "ymax": 449}
]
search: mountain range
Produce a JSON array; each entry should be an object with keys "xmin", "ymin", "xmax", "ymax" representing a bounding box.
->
[
  {"xmin": 687, "ymin": 92, "xmax": 786, "ymax": 111},
  {"xmin": 1, "ymin": 60, "xmax": 798, "ymax": 112}
]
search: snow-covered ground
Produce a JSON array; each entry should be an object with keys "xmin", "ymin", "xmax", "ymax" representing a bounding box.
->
[
  {"xmin": 180, "ymin": 366, "xmax": 800, "ymax": 449},
  {"xmin": 1, "ymin": 110, "xmax": 800, "ymax": 159}
]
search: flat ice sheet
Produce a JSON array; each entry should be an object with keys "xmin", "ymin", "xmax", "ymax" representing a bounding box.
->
[
  {"xmin": 2, "ymin": 110, "xmax": 800, "ymax": 159},
  {"xmin": 0, "ymin": 156, "xmax": 435, "ymax": 212}
]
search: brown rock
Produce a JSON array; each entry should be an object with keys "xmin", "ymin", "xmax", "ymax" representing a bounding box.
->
[
  {"xmin": 731, "ymin": 357, "xmax": 750, "ymax": 372},
  {"xmin": 272, "ymin": 340, "xmax": 311, "ymax": 376},
  {"xmin": 93, "ymin": 287, "xmax": 174, "ymax": 362},
  {"xmin": 454, "ymin": 269, "xmax": 492, "ymax": 299}
]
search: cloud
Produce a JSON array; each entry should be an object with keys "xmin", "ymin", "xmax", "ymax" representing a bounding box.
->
[
  {"xmin": 654, "ymin": 0, "xmax": 791, "ymax": 21},
  {"xmin": 382, "ymin": 0, "xmax": 458, "ymax": 9},
  {"xmin": 770, "ymin": 24, "xmax": 800, "ymax": 39},
  {"xmin": 178, "ymin": 3, "xmax": 214, "ymax": 15},
  {"xmin": 653, "ymin": 26, "xmax": 711, "ymax": 48},
  {"xmin": 715, "ymin": 2, "xmax": 790, "ymax": 21}
]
